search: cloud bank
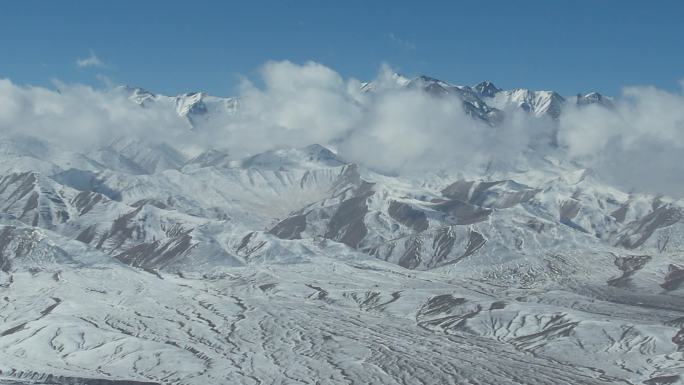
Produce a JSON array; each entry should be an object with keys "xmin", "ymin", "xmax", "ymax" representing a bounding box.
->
[
  {"xmin": 559, "ymin": 85, "xmax": 684, "ymax": 197},
  {"xmin": 0, "ymin": 60, "xmax": 683, "ymax": 197},
  {"xmin": 203, "ymin": 61, "xmax": 540, "ymax": 174},
  {"xmin": 0, "ymin": 79, "xmax": 184, "ymax": 150}
]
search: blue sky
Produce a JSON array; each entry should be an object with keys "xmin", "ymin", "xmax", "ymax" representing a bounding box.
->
[{"xmin": 1, "ymin": 0, "xmax": 682, "ymax": 96}]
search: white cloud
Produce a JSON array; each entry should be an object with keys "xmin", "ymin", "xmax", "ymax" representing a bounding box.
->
[
  {"xmin": 222, "ymin": 61, "xmax": 539, "ymax": 174},
  {"xmin": 2, "ymin": 61, "xmax": 684, "ymax": 197},
  {"xmin": 0, "ymin": 61, "xmax": 532, "ymax": 177},
  {"xmin": 558, "ymin": 84, "xmax": 684, "ymax": 196},
  {"xmin": 0, "ymin": 79, "xmax": 185, "ymax": 150},
  {"xmin": 75, "ymin": 50, "xmax": 107, "ymax": 68}
]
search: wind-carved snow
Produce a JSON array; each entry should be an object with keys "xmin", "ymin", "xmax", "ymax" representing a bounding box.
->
[{"xmin": 0, "ymin": 75, "xmax": 683, "ymax": 385}]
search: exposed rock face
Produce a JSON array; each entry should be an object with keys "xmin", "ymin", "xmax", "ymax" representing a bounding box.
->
[
  {"xmin": 387, "ymin": 201, "xmax": 429, "ymax": 232},
  {"xmin": 442, "ymin": 179, "xmax": 539, "ymax": 209},
  {"xmin": 0, "ymin": 172, "xmax": 71, "ymax": 228},
  {"xmin": 616, "ymin": 205, "xmax": 682, "ymax": 249},
  {"xmin": 268, "ymin": 215, "xmax": 307, "ymax": 240},
  {"xmin": 114, "ymin": 230, "xmax": 195, "ymax": 270},
  {"xmin": 607, "ymin": 254, "xmax": 652, "ymax": 287},
  {"xmin": 662, "ymin": 264, "xmax": 684, "ymax": 291},
  {"xmin": 474, "ymin": 81, "xmax": 502, "ymax": 98},
  {"xmin": 0, "ymin": 226, "xmax": 18, "ymax": 272},
  {"xmin": 324, "ymin": 191, "xmax": 373, "ymax": 249}
]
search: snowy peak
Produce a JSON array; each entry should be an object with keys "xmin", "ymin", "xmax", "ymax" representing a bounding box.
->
[
  {"xmin": 118, "ymin": 86, "xmax": 239, "ymax": 125},
  {"xmin": 474, "ymin": 81, "xmax": 501, "ymax": 98},
  {"xmin": 406, "ymin": 76, "xmax": 479, "ymax": 101},
  {"xmin": 487, "ymin": 88, "xmax": 565, "ymax": 119},
  {"xmin": 576, "ymin": 91, "xmax": 614, "ymax": 108},
  {"xmin": 118, "ymin": 85, "xmax": 157, "ymax": 106},
  {"xmin": 175, "ymin": 92, "xmax": 207, "ymax": 117},
  {"xmin": 362, "ymin": 74, "xmax": 607, "ymax": 123},
  {"xmin": 118, "ymin": 76, "xmax": 613, "ymax": 132},
  {"xmin": 407, "ymin": 75, "xmax": 453, "ymax": 92}
]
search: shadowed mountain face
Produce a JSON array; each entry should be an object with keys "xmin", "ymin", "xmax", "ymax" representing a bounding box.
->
[{"xmin": 0, "ymin": 76, "xmax": 682, "ymax": 385}]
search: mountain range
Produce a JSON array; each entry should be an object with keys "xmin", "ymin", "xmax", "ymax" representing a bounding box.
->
[{"xmin": 0, "ymin": 75, "xmax": 682, "ymax": 385}]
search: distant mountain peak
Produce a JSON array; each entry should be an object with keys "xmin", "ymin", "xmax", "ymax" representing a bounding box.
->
[
  {"xmin": 120, "ymin": 74, "xmax": 612, "ymax": 129},
  {"xmin": 576, "ymin": 92, "xmax": 613, "ymax": 108},
  {"xmin": 118, "ymin": 85, "xmax": 157, "ymax": 106},
  {"xmin": 474, "ymin": 81, "xmax": 501, "ymax": 98},
  {"xmin": 415, "ymin": 75, "xmax": 444, "ymax": 83},
  {"xmin": 176, "ymin": 92, "xmax": 208, "ymax": 116}
]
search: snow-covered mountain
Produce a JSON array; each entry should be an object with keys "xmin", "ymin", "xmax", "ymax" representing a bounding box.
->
[
  {"xmin": 0, "ymin": 75, "xmax": 682, "ymax": 385},
  {"xmin": 117, "ymin": 86, "xmax": 239, "ymax": 129}
]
